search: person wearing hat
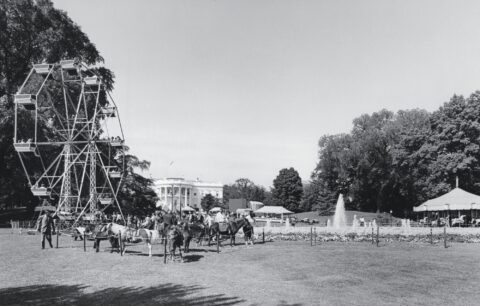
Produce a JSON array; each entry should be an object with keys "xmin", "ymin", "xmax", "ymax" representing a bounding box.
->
[{"xmin": 36, "ymin": 210, "xmax": 55, "ymax": 249}]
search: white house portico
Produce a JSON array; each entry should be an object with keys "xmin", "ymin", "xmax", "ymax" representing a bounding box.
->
[{"xmin": 154, "ymin": 178, "xmax": 223, "ymax": 211}]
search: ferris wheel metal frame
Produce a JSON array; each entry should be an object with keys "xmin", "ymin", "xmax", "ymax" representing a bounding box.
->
[{"xmin": 13, "ymin": 59, "xmax": 127, "ymax": 224}]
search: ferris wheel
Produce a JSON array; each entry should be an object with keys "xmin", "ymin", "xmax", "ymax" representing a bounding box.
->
[{"xmin": 13, "ymin": 59, "xmax": 126, "ymax": 223}]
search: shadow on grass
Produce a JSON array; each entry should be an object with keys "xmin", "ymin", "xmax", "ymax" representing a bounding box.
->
[
  {"xmin": 183, "ymin": 254, "xmax": 203, "ymax": 262},
  {"xmin": 124, "ymin": 251, "xmax": 165, "ymax": 258},
  {"xmin": 186, "ymin": 248, "xmax": 219, "ymax": 253},
  {"xmin": 0, "ymin": 283, "xmax": 244, "ymax": 306}
]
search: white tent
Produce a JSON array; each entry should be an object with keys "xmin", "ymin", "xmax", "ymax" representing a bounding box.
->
[
  {"xmin": 236, "ymin": 208, "xmax": 253, "ymax": 216},
  {"xmin": 249, "ymin": 201, "xmax": 264, "ymax": 211},
  {"xmin": 209, "ymin": 207, "xmax": 222, "ymax": 213},
  {"xmin": 254, "ymin": 206, "xmax": 293, "ymax": 220},
  {"xmin": 254, "ymin": 206, "xmax": 293, "ymax": 214},
  {"xmin": 182, "ymin": 205, "xmax": 196, "ymax": 212},
  {"xmin": 413, "ymin": 188, "xmax": 480, "ymax": 212}
]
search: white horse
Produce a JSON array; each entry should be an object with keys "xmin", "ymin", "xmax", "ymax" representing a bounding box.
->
[
  {"xmin": 107, "ymin": 223, "xmax": 162, "ymax": 257},
  {"xmin": 136, "ymin": 227, "xmax": 162, "ymax": 257},
  {"xmin": 106, "ymin": 223, "xmax": 137, "ymax": 255},
  {"xmin": 451, "ymin": 215, "xmax": 466, "ymax": 227},
  {"xmin": 419, "ymin": 217, "xmax": 428, "ymax": 227}
]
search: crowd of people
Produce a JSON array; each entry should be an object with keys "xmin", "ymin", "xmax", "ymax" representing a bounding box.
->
[
  {"xmin": 114, "ymin": 208, "xmax": 256, "ymax": 232},
  {"xmin": 34, "ymin": 207, "xmax": 256, "ymax": 249}
]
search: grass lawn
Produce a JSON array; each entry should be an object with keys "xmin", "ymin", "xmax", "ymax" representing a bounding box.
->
[{"xmin": 0, "ymin": 229, "xmax": 479, "ymax": 305}]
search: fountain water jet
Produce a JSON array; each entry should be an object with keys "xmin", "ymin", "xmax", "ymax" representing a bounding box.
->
[{"xmin": 333, "ymin": 194, "xmax": 347, "ymax": 229}]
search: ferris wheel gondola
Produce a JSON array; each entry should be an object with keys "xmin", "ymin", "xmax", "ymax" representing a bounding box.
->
[{"xmin": 13, "ymin": 59, "xmax": 127, "ymax": 225}]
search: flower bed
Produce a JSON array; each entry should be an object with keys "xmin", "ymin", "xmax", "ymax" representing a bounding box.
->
[{"xmin": 253, "ymin": 231, "xmax": 480, "ymax": 243}]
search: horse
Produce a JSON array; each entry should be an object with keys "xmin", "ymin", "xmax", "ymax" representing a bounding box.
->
[
  {"xmin": 451, "ymin": 215, "xmax": 466, "ymax": 227},
  {"xmin": 166, "ymin": 226, "xmax": 184, "ymax": 262},
  {"xmin": 419, "ymin": 217, "xmax": 428, "ymax": 227},
  {"xmin": 75, "ymin": 223, "xmax": 110, "ymax": 252},
  {"xmin": 208, "ymin": 218, "xmax": 250, "ymax": 247},
  {"xmin": 135, "ymin": 227, "xmax": 162, "ymax": 257},
  {"xmin": 105, "ymin": 222, "xmax": 138, "ymax": 255},
  {"xmin": 182, "ymin": 221, "xmax": 209, "ymax": 248},
  {"xmin": 177, "ymin": 221, "xmax": 193, "ymax": 253},
  {"xmin": 242, "ymin": 219, "xmax": 254, "ymax": 246}
]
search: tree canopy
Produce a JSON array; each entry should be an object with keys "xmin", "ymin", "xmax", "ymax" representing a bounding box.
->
[
  {"xmin": 271, "ymin": 168, "xmax": 303, "ymax": 212},
  {"xmin": 201, "ymin": 194, "xmax": 221, "ymax": 212},
  {"xmin": 0, "ymin": 0, "xmax": 156, "ymax": 214},
  {"xmin": 311, "ymin": 92, "xmax": 480, "ymax": 216},
  {"xmin": 222, "ymin": 178, "xmax": 267, "ymax": 205}
]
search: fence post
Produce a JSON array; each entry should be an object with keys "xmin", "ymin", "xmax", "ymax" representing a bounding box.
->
[
  {"xmin": 314, "ymin": 227, "xmax": 317, "ymax": 246},
  {"xmin": 371, "ymin": 227, "xmax": 374, "ymax": 244},
  {"xmin": 262, "ymin": 227, "xmax": 265, "ymax": 243},
  {"xmin": 119, "ymin": 233, "xmax": 122, "ymax": 256},
  {"xmin": 216, "ymin": 232, "xmax": 220, "ymax": 253},
  {"xmin": 56, "ymin": 225, "xmax": 59, "ymax": 249},
  {"xmin": 83, "ymin": 232, "xmax": 86, "ymax": 252},
  {"xmin": 310, "ymin": 226, "xmax": 313, "ymax": 246},
  {"xmin": 430, "ymin": 227, "xmax": 433, "ymax": 245},
  {"xmin": 444, "ymin": 226, "xmax": 447, "ymax": 248},
  {"xmin": 164, "ymin": 236, "xmax": 167, "ymax": 264},
  {"xmin": 376, "ymin": 226, "xmax": 379, "ymax": 247}
]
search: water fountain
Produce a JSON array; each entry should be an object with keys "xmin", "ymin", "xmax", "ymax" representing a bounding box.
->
[
  {"xmin": 352, "ymin": 214, "xmax": 359, "ymax": 230},
  {"xmin": 333, "ymin": 194, "xmax": 347, "ymax": 229}
]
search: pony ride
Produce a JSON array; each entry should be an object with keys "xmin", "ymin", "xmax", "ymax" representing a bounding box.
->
[{"xmin": 208, "ymin": 218, "xmax": 250, "ymax": 247}]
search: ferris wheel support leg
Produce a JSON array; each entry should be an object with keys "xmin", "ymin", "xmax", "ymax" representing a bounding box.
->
[
  {"xmin": 14, "ymin": 99, "xmax": 17, "ymax": 143},
  {"xmin": 74, "ymin": 153, "xmax": 89, "ymax": 212},
  {"xmin": 16, "ymin": 151, "xmax": 33, "ymax": 187},
  {"xmin": 96, "ymin": 149, "xmax": 125, "ymax": 222},
  {"xmin": 89, "ymin": 142, "xmax": 97, "ymax": 214}
]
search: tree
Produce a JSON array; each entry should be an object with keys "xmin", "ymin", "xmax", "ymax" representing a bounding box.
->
[
  {"xmin": 310, "ymin": 94, "xmax": 480, "ymax": 216},
  {"xmin": 0, "ymin": 0, "xmax": 105, "ymax": 211},
  {"xmin": 222, "ymin": 178, "xmax": 266, "ymax": 205},
  {"xmin": 299, "ymin": 180, "xmax": 336, "ymax": 213},
  {"xmin": 201, "ymin": 194, "xmax": 221, "ymax": 212},
  {"xmin": 0, "ymin": 0, "xmax": 155, "ymax": 216},
  {"xmin": 271, "ymin": 168, "xmax": 303, "ymax": 212},
  {"xmin": 116, "ymin": 153, "xmax": 157, "ymax": 217}
]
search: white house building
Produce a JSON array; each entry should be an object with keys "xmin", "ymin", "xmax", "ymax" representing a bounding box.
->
[{"xmin": 154, "ymin": 178, "xmax": 223, "ymax": 211}]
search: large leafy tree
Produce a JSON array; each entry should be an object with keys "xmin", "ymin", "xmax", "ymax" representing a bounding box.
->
[
  {"xmin": 201, "ymin": 194, "xmax": 221, "ymax": 212},
  {"xmin": 299, "ymin": 180, "xmax": 336, "ymax": 213},
  {"xmin": 0, "ymin": 0, "xmax": 155, "ymax": 214},
  {"xmin": 271, "ymin": 168, "xmax": 303, "ymax": 212},
  {"xmin": 222, "ymin": 178, "xmax": 266, "ymax": 205},
  {"xmin": 0, "ymin": 0, "xmax": 104, "ymax": 210},
  {"xmin": 311, "ymin": 92, "xmax": 480, "ymax": 216},
  {"xmin": 116, "ymin": 154, "xmax": 157, "ymax": 217}
]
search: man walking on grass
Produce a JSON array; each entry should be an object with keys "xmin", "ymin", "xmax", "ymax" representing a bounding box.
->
[{"xmin": 37, "ymin": 210, "xmax": 55, "ymax": 249}]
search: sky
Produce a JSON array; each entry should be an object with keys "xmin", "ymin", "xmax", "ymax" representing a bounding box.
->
[{"xmin": 52, "ymin": 0, "xmax": 480, "ymax": 188}]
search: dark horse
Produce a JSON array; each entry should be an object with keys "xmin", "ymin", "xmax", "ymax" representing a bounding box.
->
[
  {"xmin": 180, "ymin": 221, "xmax": 210, "ymax": 251},
  {"xmin": 167, "ymin": 226, "xmax": 184, "ymax": 262},
  {"xmin": 178, "ymin": 221, "xmax": 193, "ymax": 253},
  {"xmin": 76, "ymin": 223, "xmax": 110, "ymax": 252},
  {"xmin": 208, "ymin": 218, "xmax": 250, "ymax": 247}
]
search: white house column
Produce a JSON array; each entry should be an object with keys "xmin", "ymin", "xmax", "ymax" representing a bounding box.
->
[{"xmin": 184, "ymin": 188, "xmax": 188, "ymax": 207}]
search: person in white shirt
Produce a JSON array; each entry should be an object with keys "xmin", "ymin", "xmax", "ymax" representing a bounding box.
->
[
  {"xmin": 215, "ymin": 210, "xmax": 226, "ymax": 223},
  {"xmin": 204, "ymin": 213, "xmax": 213, "ymax": 228}
]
